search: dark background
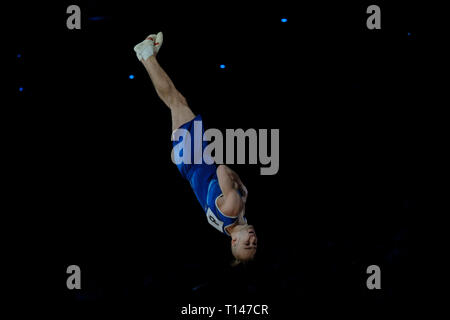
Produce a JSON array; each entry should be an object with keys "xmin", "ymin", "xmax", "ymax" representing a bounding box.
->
[{"xmin": 8, "ymin": 0, "xmax": 432, "ymax": 318}]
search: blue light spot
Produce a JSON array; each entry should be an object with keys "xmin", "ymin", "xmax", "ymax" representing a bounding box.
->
[
  {"xmin": 281, "ymin": 18, "xmax": 288, "ymax": 23},
  {"xmin": 129, "ymin": 74, "xmax": 135, "ymax": 79},
  {"xmin": 19, "ymin": 87, "xmax": 24, "ymax": 92},
  {"xmin": 88, "ymin": 16, "xmax": 106, "ymax": 21},
  {"xmin": 17, "ymin": 53, "xmax": 22, "ymax": 58},
  {"xmin": 407, "ymin": 32, "xmax": 411, "ymax": 36},
  {"xmin": 220, "ymin": 64, "xmax": 226, "ymax": 69}
]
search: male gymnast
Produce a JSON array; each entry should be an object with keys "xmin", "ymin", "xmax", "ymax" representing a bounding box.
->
[{"xmin": 134, "ymin": 32, "xmax": 257, "ymax": 265}]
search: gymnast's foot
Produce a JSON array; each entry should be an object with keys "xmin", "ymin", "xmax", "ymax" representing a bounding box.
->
[{"xmin": 134, "ymin": 31, "xmax": 163, "ymax": 62}]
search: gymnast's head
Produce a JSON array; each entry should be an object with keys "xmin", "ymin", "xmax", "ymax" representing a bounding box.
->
[{"xmin": 230, "ymin": 224, "xmax": 258, "ymax": 266}]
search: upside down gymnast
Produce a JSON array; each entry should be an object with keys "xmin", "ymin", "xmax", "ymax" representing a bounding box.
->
[{"xmin": 134, "ymin": 32, "xmax": 257, "ymax": 265}]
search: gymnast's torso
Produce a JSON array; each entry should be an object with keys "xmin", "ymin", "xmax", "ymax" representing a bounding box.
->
[
  {"xmin": 204, "ymin": 176, "xmax": 247, "ymax": 236},
  {"xmin": 172, "ymin": 115, "xmax": 247, "ymax": 236}
]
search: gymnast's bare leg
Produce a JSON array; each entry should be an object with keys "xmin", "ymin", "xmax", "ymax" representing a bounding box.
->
[{"xmin": 134, "ymin": 32, "xmax": 257, "ymax": 266}]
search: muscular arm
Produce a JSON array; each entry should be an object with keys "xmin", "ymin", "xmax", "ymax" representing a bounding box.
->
[{"xmin": 216, "ymin": 165, "xmax": 247, "ymax": 217}]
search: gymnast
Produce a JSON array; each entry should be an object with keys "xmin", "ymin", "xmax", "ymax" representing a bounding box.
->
[{"xmin": 134, "ymin": 32, "xmax": 257, "ymax": 266}]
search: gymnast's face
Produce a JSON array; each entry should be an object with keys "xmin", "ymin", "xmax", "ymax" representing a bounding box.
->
[{"xmin": 232, "ymin": 225, "xmax": 258, "ymax": 261}]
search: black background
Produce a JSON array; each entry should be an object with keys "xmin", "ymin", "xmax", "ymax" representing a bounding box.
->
[{"xmin": 7, "ymin": 0, "xmax": 433, "ymax": 318}]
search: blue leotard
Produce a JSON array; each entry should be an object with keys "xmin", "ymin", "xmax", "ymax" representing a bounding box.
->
[{"xmin": 172, "ymin": 115, "xmax": 246, "ymax": 236}]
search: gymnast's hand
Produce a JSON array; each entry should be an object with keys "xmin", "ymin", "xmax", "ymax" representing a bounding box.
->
[{"xmin": 239, "ymin": 182, "xmax": 248, "ymax": 204}]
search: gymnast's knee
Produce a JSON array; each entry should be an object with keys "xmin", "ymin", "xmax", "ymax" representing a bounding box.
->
[{"xmin": 160, "ymin": 88, "xmax": 188, "ymax": 110}]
